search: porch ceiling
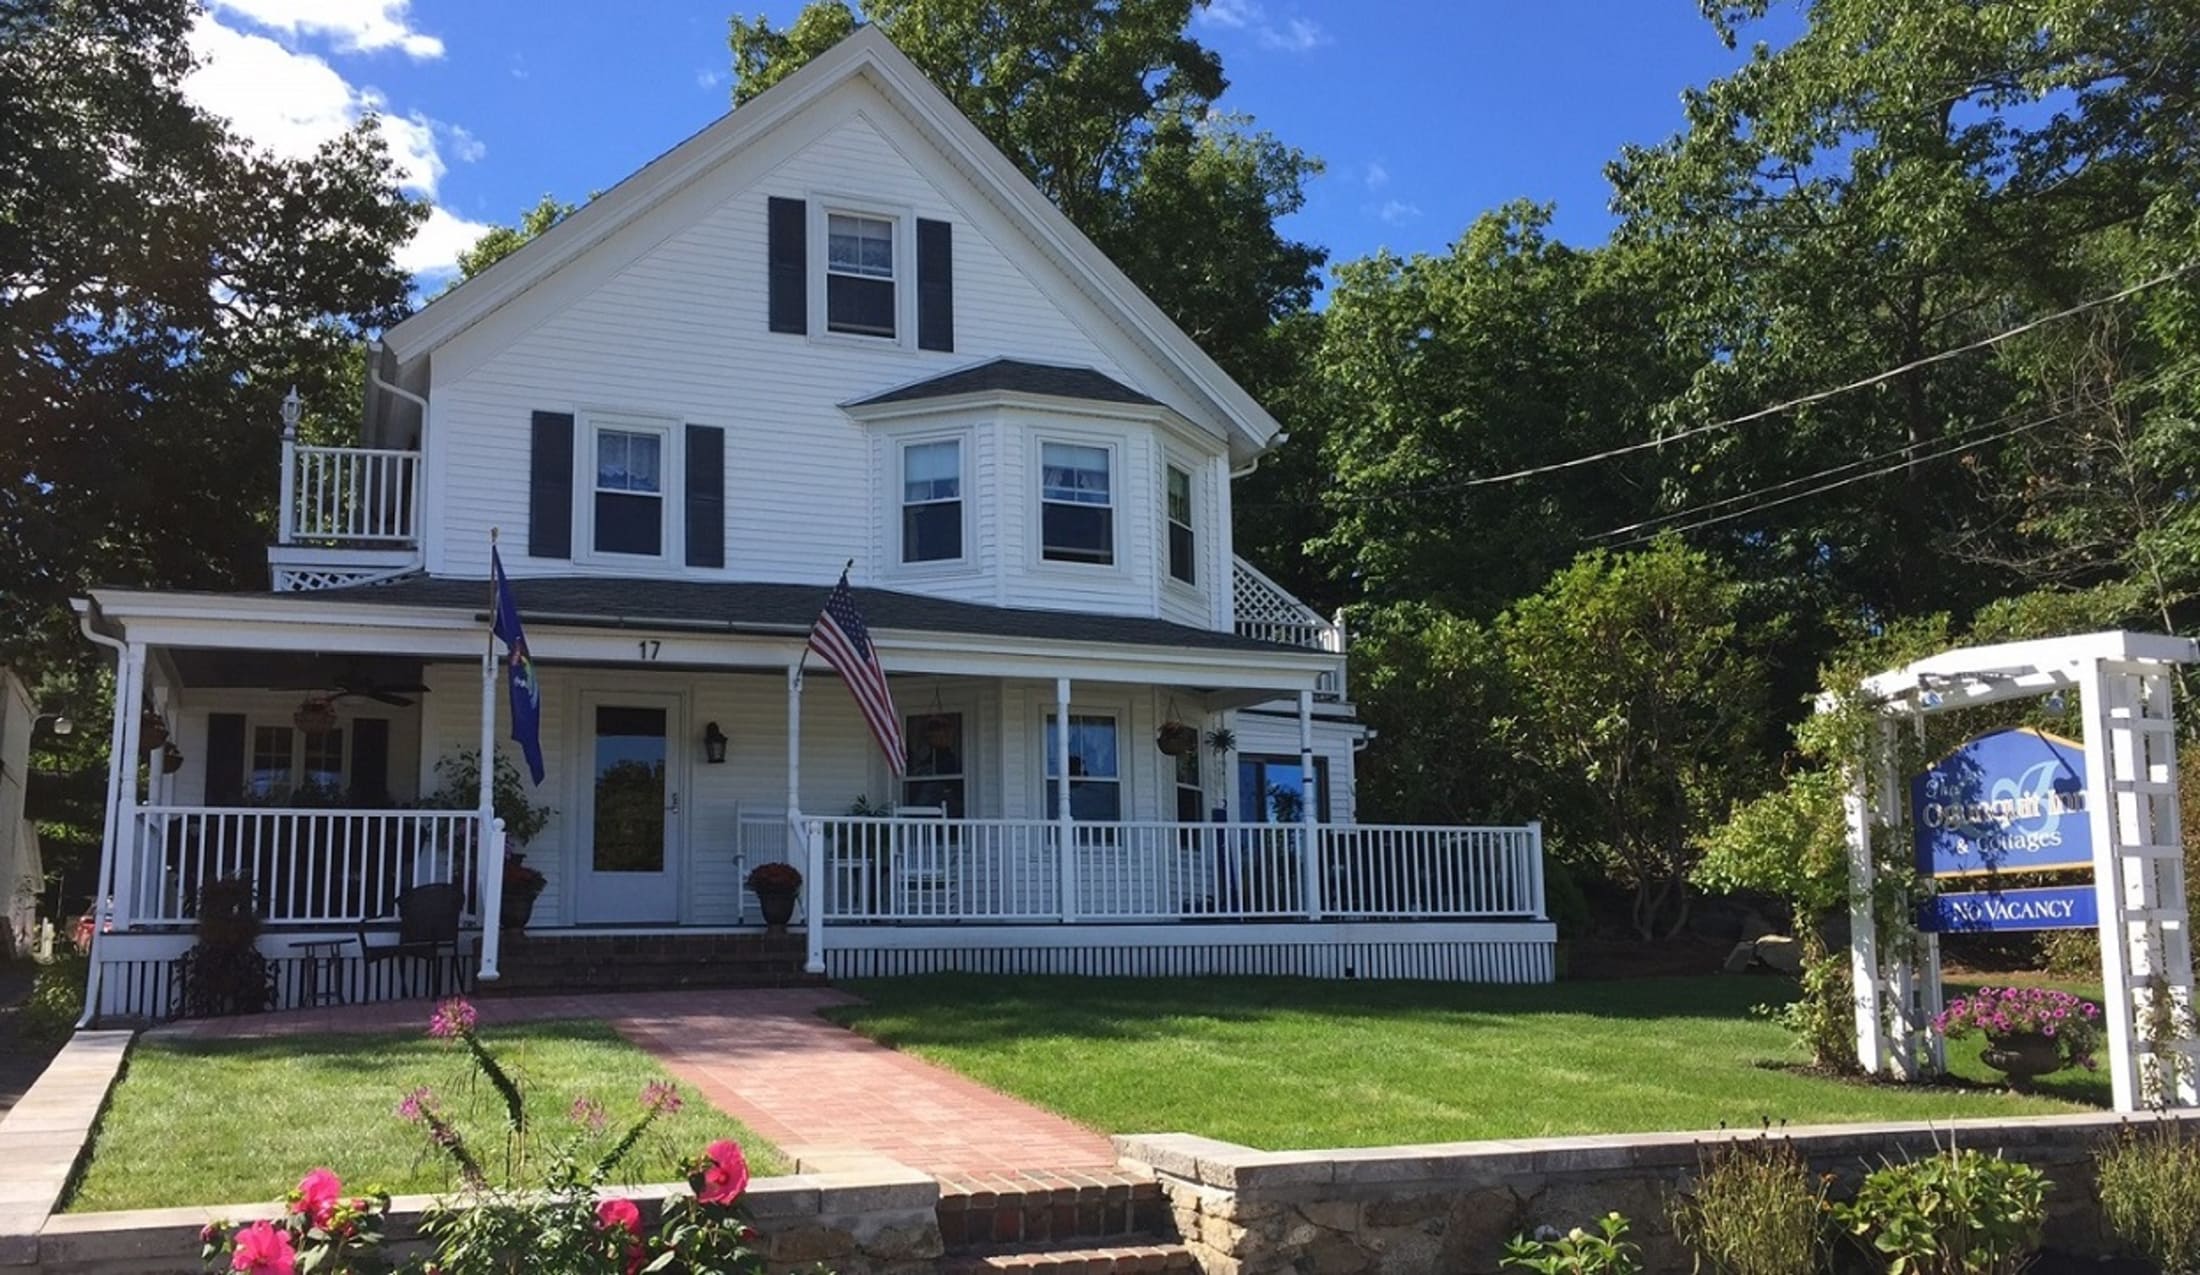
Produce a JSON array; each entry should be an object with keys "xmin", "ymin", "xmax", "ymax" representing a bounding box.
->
[{"xmin": 168, "ymin": 650, "xmax": 427, "ymax": 693}]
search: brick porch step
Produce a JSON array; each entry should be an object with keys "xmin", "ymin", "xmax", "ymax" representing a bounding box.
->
[
  {"xmin": 479, "ymin": 932, "xmax": 820, "ymax": 996},
  {"xmin": 937, "ymin": 1170, "xmax": 1172, "ymax": 1250},
  {"xmin": 941, "ymin": 1243, "xmax": 1201, "ymax": 1274}
]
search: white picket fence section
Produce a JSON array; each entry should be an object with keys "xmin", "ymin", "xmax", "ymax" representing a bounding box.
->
[
  {"xmin": 279, "ymin": 443, "xmax": 421, "ymax": 545},
  {"xmin": 803, "ymin": 816, "xmax": 1543, "ymax": 924},
  {"xmin": 125, "ymin": 807, "xmax": 481, "ymax": 925}
]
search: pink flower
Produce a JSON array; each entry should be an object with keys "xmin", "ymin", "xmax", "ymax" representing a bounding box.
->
[
  {"xmin": 291, "ymin": 1168, "xmax": 341, "ymax": 1228},
  {"xmin": 428, "ymin": 997, "xmax": 478, "ymax": 1040},
  {"xmin": 230, "ymin": 1221, "xmax": 296, "ymax": 1275},
  {"xmin": 397, "ymin": 1086, "xmax": 436, "ymax": 1123},
  {"xmin": 641, "ymin": 1080, "xmax": 683, "ymax": 1115},
  {"xmin": 696, "ymin": 1139, "xmax": 749, "ymax": 1206},
  {"xmin": 570, "ymin": 1096, "xmax": 608, "ymax": 1134},
  {"xmin": 596, "ymin": 1197, "xmax": 642, "ymax": 1236}
]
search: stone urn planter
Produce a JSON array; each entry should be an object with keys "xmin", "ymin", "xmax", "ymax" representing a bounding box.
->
[
  {"xmin": 747, "ymin": 862, "xmax": 803, "ymax": 933},
  {"xmin": 1981, "ymin": 1031, "xmax": 2063, "ymax": 1083}
]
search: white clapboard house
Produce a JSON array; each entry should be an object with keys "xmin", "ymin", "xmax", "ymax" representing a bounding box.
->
[{"xmin": 72, "ymin": 29, "xmax": 1552, "ymax": 1019}]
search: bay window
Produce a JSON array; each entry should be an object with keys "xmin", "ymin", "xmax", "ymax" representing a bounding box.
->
[
  {"xmin": 901, "ymin": 439, "xmax": 963, "ymax": 563},
  {"xmin": 1040, "ymin": 442, "xmax": 1113, "ymax": 565}
]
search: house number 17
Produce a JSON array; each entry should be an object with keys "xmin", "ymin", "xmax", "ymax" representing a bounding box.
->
[{"xmin": 637, "ymin": 639, "xmax": 662, "ymax": 661}]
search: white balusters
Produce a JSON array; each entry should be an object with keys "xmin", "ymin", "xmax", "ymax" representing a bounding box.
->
[{"xmin": 279, "ymin": 445, "xmax": 421, "ymax": 545}]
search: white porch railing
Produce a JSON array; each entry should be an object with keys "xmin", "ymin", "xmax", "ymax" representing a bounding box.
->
[
  {"xmin": 802, "ymin": 816, "xmax": 1543, "ymax": 924},
  {"xmin": 278, "ymin": 442, "xmax": 422, "ymax": 546},
  {"xmin": 124, "ymin": 807, "xmax": 482, "ymax": 927},
  {"xmin": 1232, "ymin": 556, "xmax": 1347, "ymax": 697}
]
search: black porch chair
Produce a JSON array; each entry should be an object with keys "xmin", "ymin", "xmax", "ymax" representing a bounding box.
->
[{"xmin": 357, "ymin": 882, "xmax": 470, "ymax": 999}]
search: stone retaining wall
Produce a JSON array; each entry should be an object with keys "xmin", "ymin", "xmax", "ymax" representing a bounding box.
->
[
  {"xmin": 24, "ymin": 1152, "xmax": 942, "ymax": 1274},
  {"xmin": 1117, "ymin": 1111, "xmax": 2200, "ymax": 1275}
]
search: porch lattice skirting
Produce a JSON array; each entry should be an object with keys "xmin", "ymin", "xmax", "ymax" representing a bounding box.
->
[{"xmin": 822, "ymin": 921, "xmax": 1558, "ymax": 984}]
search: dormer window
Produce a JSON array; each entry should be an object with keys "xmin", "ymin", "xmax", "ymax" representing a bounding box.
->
[{"xmin": 826, "ymin": 212, "xmax": 896, "ymax": 338}]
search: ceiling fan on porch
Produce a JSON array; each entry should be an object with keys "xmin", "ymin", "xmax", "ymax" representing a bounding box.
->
[{"xmin": 327, "ymin": 675, "xmax": 429, "ymax": 708}]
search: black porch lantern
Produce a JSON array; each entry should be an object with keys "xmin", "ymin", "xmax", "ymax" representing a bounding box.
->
[{"xmin": 703, "ymin": 721, "xmax": 729, "ymax": 764}]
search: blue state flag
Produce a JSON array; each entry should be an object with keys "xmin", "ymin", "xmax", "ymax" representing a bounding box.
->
[{"xmin": 491, "ymin": 547, "xmax": 546, "ymax": 785}]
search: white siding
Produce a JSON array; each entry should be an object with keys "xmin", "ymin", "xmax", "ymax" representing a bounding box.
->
[
  {"xmin": 164, "ymin": 691, "xmax": 421, "ymax": 807},
  {"xmin": 423, "ymin": 84, "xmax": 1231, "ymax": 626}
]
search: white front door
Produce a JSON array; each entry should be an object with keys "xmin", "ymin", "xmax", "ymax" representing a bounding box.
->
[{"xmin": 574, "ymin": 692, "xmax": 683, "ymax": 924}]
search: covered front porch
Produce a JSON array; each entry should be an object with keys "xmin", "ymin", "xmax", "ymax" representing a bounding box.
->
[{"xmin": 75, "ymin": 579, "xmax": 1552, "ymax": 1020}]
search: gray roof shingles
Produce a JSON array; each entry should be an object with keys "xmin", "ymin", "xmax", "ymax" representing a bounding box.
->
[
  {"xmin": 304, "ymin": 575, "xmax": 1299, "ymax": 655},
  {"xmin": 849, "ymin": 357, "xmax": 1162, "ymax": 409}
]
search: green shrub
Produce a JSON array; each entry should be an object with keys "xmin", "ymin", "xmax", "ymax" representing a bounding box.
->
[
  {"xmin": 1757, "ymin": 945, "xmax": 1856, "ymax": 1071},
  {"xmin": 1543, "ymin": 853, "xmax": 1592, "ymax": 942},
  {"xmin": 1834, "ymin": 1146, "xmax": 2047, "ymax": 1275},
  {"xmin": 1501, "ymin": 1212, "xmax": 1641, "ymax": 1274},
  {"xmin": 1669, "ymin": 1136, "xmax": 1828, "ymax": 1275},
  {"xmin": 18, "ymin": 952, "xmax": 88, "ymax": 1042},
  {"xmin": 2097, "ymin": 1122, "xmax": 2200, "ymax": 1273}
]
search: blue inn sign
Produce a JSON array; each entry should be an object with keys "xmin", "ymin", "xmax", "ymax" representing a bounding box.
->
[{"xmin": 1912, "ymin": 727, "xmax": 2095, "ymax": 933}]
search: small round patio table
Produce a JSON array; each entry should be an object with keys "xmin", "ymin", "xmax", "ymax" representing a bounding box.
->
[{"xmin": 288, "ymin": 938, "xmax": 352, "ymax": 1007}]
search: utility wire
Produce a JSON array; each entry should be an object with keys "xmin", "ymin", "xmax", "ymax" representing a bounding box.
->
[
  {"xmin": 1600, "ymin": 401, "xmax": 2088, "ymax": 550},
  {"xmin": 1307, "ymin": 263, "xmax": 2196, "ymax": 507},
  {"xmin": 1585, "ymin": 369, "xmax": 2167, "ymax": 543}
]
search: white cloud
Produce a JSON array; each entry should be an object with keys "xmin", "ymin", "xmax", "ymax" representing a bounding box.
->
[
  {"xmin": 696, "ymin": 67, "xmax": 724, "ymax": 91},
  {"xmin": 1193, "ymin": 0, "xmax": 1326, "ymax": 53},
  {"xmin": 1375, "ymin": 200, "xmax": 1422, "ymax": 226},
  {"xmin": 207, "ymin": 0, "xmax": 443, "ymax": 59},
  {"xmin": 1364, "ymin": 160, "xmax": 1389, "ymax": 190},
  {"xmin": 184, "ymin": 13, "xmax": 491, "ymax": 277}
]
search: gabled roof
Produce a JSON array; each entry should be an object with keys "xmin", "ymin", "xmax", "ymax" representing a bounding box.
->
[
  {"xmin": 381, "ymin": 27, "xmax": 1281, "ymax": 456},
  {"xmin": 847, "ymin": 357, "xmax": 1161, "ymax": 410}
]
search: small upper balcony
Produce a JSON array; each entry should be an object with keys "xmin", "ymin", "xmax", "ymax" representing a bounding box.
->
[
  {"xmin": 271, "ymin": 389, "xmax": 424, "ymax": 591},
  {"xmin": 1232, "ymin": 556, "xmax": 1348, "ymax": 698}
]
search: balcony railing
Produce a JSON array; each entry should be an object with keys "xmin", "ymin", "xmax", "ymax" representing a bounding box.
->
[
  {"xmin": 1233, "ymin": 556, "xmax": 1347, "ymax": 696},
  {"xmin": 279, "ymin": 441, "xmax": 422, "ymax": 546},
  {"xmin": 802, "ymin": 816, "xmax": 1544, "ymax": 924},
  {"xmin": 122, "ymin": 807, "xmax": 482, "ymax": 927}
]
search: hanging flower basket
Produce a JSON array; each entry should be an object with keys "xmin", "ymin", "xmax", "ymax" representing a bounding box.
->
[
  {"xmin": 922, "ymin": 714, "xmax": 957, "ymax": 751},
  {"xmin": 161, "ymin": 741, "xmax": 185, "ymax": 775},
  {"xmin": 139, "ymin": 711, "xmax": 169, "ymax": 756},
  {"xmin": 1156, "ymin": 721, "xmax": 1199, "ymax": 757},
  {"xmin": 292, "ymin": 696, "xmax": 338, "ymax": 735}
]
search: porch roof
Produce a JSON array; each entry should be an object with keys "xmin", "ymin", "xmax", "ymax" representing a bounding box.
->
[{"xmin": 311, "ymin": 574, "xmax": 1292, "ymax": 653}]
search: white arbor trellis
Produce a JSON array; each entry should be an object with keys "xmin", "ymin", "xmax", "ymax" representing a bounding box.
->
[{"xmin": 1839, "ymin": 631, "xmax": 2200, "ymax": 1112}]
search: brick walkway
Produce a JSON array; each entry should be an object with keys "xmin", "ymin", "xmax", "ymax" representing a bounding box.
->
[{"xmin": 153, "ymin": 988, "xmax": 1117, "ymax": 1178}]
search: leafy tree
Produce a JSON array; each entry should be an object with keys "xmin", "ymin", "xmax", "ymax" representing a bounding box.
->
[
  {"xmin": 1298, "ymin": 205, "xmax": 1681, "ymax": 617},
  {"xmin": 725, "ymin": 0, "xmax": 1323, "ymax": 388},
  {"xmin": 452, "ymin": 194, "xmax": 581, "ymax": 284},
  {"xmin": 1496, "ymin": 537, "xmax": 1770, "ymax": 940},
  {"xmin": 2, "ymin": 0, "xmax": 424, "ymax": 674},
  {"xmin": 1346, "ymin": 604, "xmax": 1519, "ymax": 827}
]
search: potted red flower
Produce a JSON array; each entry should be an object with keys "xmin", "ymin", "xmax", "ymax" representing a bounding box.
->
[
  {"xmin": 501, "ymin": 852, "xmax": 547, "ymax": 931},
  {"xmin": 745, "ymin": 862, "xmax": 803, "ymax": 932}
]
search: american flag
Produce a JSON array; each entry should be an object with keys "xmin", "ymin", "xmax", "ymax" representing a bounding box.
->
[{"xmin": 808, "ymin": 569, "xmax": 905, "ymax": 775}]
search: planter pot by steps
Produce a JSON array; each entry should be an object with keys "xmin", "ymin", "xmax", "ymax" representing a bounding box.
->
[
  {"xmin": 1982, "ymin": 1031, "xmax": 2064, "ymax": 1083},
  {"xmin": 752, "ymin": 885, "xmax": 798, "ymax": 932},
  {"xmin": 500, "ymin": 886, "xmax": 542, "ymax": 932}
]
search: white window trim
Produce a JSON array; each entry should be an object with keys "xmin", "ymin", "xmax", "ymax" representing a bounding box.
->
[
  {"xmin": 1032, "ymin": 433, "xmax": 1124, "ymax": 574},
  {"xmin": 807, "ymin": 194, "xmax": 918, "ymax": 352},
  {"xmin": 1160, "ymin": 452, "xmax": 1202, "ymax": 597},
  {"xmin": 574, "ymin": 410, "xmax": 683, "ymax": 569},
  {"xmin": 901, "ymin": 693, "xmax": 979, "ymax": 814},
  {"xmin": 1040, "ymin": 708, "xmax": 1124, "ymax": 821},
  {"xmin": 890, "ymin": 430, "xmax": 975, "ymax": 576},
  {"xmin": 244, "ymin": 717, "xmax": 352, "ymax": 798}
]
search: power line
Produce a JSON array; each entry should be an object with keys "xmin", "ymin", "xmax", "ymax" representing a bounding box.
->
[
  {"xmin": 1584, "ymin": 374, "xmax": 2160, "ymax": 543},
  {"xmin": 1600, "ymin": 401, "xmax": 2088, "ymax": 550},
  {"xmin": 1308, "ymin": 263, "xmax": 2196, "ymax": 507}
]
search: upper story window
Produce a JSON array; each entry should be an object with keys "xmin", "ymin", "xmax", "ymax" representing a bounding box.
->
[
  {"xmin": 1040, "ymin": 442, "xmax": 1113, "ymax": 566},
  {"xmin": 901, "ymin": 439, "xmax": 963, "ymax": 564},
  {"xmin": 826, "ymin": 212, "xmax": 896, "ymax": 338},
  {"xmin": 593, "ymin": 425, "xmax": 666, "ymax": 557},
  {"xmin": 1165, "ymin": 464, "xmax": 1195, "ymax": 586}
]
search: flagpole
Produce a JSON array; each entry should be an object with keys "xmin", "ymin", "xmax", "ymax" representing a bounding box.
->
[{"xmin": 477, "ymin": 529, "xmax": 502, "ymax": 982}]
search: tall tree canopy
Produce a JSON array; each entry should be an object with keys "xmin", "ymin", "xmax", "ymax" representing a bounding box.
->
[
  {"xmin": 1, "ymin": 0, "xmax": 425, "ymax": 670},
  {"xmin": 725, "ymin": 0, "xmax": 1323, "ymax": 389},
  {"xmin": 451, "ymin": 194, "xmax": 580, "ymax": 284}
]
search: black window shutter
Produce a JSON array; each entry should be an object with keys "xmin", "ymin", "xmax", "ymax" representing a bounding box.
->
[
  {"xmin": 529, "ymin": 411, "xmax": 574, "ymax": 559},
  {"xmin": 351, "ymin": 718, "xmax": 391, "ymax": 806},
  {"xmin": 204, "ymin": 713, "xmax": 245, "ymax": 806},
  {"xmin": 768, "ymin": 197, "xmax": 807, "ymax": 334},
  {"xmin": 685, "ymin": 424, "xmax": 725, "ymax": 569},
  {"xmin": 917, "ymin": 217, "xmax": 953, "ymax": 352}
]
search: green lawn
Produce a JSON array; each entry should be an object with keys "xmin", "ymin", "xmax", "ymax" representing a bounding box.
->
[
  {"xmin": 829, "ymin": 974, "xmax": 2106, "ymax": 1150},
  {"xmin": 68, "ymin": 1021, "xmax": 788, "ymax": 1213}
]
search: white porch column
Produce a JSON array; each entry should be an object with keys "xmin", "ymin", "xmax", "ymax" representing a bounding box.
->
[
  {"xmin": 111, "ymin": 642, "xmax": 148, "ymax": 929},
  {"xmin": 792, "ymin": 659, "xmax": 824, "ymax": 975},
  {"xmin": 474, "ymin": 615, "xmax": 500, "ymax": 981},
  {"xmin": 477, "ymin": 819, "xmax": 505, "ymax": 981},
  {"xmin": 1845, "ymin": 723, "xmax": 1884, "ymax": 1075},
  {"xmin": 1055, "ymin": 676, "xmax": 1075, "ymax": 922},
  {"xmin": 1298, "ymin": 689, "xmax": 1321, "ymax": 920}
]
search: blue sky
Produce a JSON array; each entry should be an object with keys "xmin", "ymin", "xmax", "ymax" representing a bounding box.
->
[{"xmin": 182, "ymin": 1, "xmax": 1794, "ymax": 283}]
